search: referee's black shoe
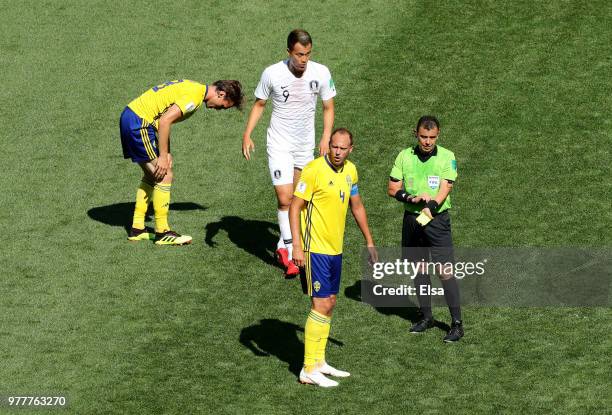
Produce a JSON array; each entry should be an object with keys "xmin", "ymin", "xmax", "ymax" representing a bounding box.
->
[
  {"xmin": 409, "ymin": 318, "xmax": 434, "ymax": 333},
  {"xmin": 443, "ymin": 320, "xmax": 464, "ymax": 343}
]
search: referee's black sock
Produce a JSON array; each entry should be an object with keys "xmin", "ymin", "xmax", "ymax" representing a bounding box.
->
[
  {"xmin": 414, "ymin": 274, "xmax": 433, "ymax": 319},
  {"xmin": 441, "ymin": 277, "xmax": 462, "ymax": 322}
]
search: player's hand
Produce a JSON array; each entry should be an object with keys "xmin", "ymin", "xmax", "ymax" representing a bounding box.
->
[
  {"xmin": 292, "ymin": 246, "xmax": 305, "ymax": 267},
  {"xmin": 154, "ymin": 154, "xmax": 170, "ymax": 181},
  {"xmin": 242, "ymin": 136, "xmax": 255, "ymax": 160},
  {"xmin": 319, "ymin": 140, "xmax": 330, "ymax": 156},
  {"xmin": 367, "ymin": 245, "xmax": 378, "ymax": 266}
]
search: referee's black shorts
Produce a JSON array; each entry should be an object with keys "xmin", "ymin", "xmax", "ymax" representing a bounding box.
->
[{"xmin": 401, "ymin": 210, "xmax": 454, "ymax": 263}]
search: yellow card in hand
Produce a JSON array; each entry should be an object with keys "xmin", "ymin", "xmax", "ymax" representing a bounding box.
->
[{"xmin": 416, "ymin": 212, "xmax": 432, "ymax": 226}]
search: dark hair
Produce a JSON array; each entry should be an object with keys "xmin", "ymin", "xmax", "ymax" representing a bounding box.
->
[
  {"xmin": 416, "ymin": 115, "xmax": 440, "ymax": 131},
  {"xmin": 287, "ymin": 29, "xmax": 312, "ymax": 50},
  {"xmin": 212, "ymin": 80, "xmax": 244, "ymax": 110},
  {"xmin": 331, "ymin": 127, "xmax": 353, "ymax": 145}
]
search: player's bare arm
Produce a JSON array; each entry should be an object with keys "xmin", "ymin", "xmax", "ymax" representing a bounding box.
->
[
  {"xmin": 242, "ymin": 98, "xmax": 267, "ymax": 160},
  {"xmin": 349, "ymin": 194, "xmax": 378, "ymax": 264},
  {"xmin": 318, "ymin": 98, "xmax": 335, "ymax": 156},
  {"xmin": 154, "ymin": 104, "xmax": 183, "ymax": 181},
  {"xmin": 289, "ymin": 195, "xmax": 306, "ymax": 267}
]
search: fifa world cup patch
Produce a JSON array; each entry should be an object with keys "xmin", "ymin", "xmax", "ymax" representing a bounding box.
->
[
  {"xmin": 428, "ymin": 175, "xmax": 440, "ymax": 189},
  {"xmin": 297, "ymin": 181, "xmax": 307, "ymax": 193},
  {"xmin": 185, "ymin": 102, "xmax": 196, "ymax": 112},
  {"xmin": 313, "ymin": 281, "xmax": 321, "ymax": 292}
]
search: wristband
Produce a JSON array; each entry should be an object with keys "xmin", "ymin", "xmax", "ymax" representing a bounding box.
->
[
  {"xmin": 394, "ymin": 190, "xmax": 414, "ymax": 203},
  {"xmin": 426, "ymin": 200, "xmax": 439, "ymax": 215},
  {"xmin": 394, "ymin": 190, "xmax": 407, "ymax": 202}
]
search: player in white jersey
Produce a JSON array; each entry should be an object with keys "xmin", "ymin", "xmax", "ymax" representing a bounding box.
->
[{"xmin": 242, "ymin": 29, "xmax": 336, "ymax": 277}]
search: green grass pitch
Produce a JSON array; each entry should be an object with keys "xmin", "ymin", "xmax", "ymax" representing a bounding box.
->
[{"xmin": 0, "ymin": 0, "xmax": 610, "ymax": 414}]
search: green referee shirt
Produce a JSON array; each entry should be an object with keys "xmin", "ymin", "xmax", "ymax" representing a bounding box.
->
[{"xmin": 389, "ymin": 145, "xmax": 457, "ymax": 214}]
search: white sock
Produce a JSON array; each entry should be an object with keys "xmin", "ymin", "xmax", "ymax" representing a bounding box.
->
[{"xmin": 277, "ymin": 209, "xmax": 293, "ymax": 259}]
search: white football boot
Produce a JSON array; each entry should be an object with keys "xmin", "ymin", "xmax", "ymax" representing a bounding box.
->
[
  {"xmin": 319, "ymin": 362, "xmax": 350, "ymax": 377},
  {"xmin": 299, "ymin": 369, "xmax": 339, "ymax": 387}
]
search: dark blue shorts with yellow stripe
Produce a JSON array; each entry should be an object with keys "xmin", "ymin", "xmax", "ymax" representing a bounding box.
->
[
  {"xmin": 300, "ymin": 252, "xmax": 343, "ymax": 298},
  {"xmin": 120, "ymin": 106, "xmax": 158, "ymax": 162}
]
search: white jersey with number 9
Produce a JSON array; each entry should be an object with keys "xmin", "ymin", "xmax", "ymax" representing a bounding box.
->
[{"xmin": 255, "ymin": 60, "xmax": 336, "ymax": 152}]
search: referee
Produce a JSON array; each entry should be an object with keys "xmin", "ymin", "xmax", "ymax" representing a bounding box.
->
[{"xmin": 387, "ymin": 115, "xmax": 463, "ymax": 342}]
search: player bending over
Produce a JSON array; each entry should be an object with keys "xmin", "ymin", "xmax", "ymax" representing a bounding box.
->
[{"xmin": 120, "ymin": 79, "xmax": 243, "ymax": 245}]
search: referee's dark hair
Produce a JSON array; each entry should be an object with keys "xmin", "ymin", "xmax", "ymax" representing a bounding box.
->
[
  {"xmin": 416, "ymin": 115, "xmax": 440, "ymax": 131},
  {"xmin": 287, "ymin": 29, "xmax": 312, "ymax": 50},
  {"xmin": 331, "ymin": 127, "xmax": 353, "ymax": 145}
]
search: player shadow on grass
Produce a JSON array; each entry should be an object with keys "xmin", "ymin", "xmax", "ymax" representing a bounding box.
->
[
  {"xmin": 344, "ymin": 280, "xmax": 451, "ymax": 332},
  {"xmin": 204, "ymin": 216, "xmax": 280, "ymax": 268},
  {"xmin": 87, "ymin": 202, "xmax": 207, "ymax": 233},
  {"xmin": 239, "ymin": 319, "xmax": 343, "ymax": 376}
]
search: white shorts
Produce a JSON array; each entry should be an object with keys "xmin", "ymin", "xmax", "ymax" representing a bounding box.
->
[{"xmin": 267, "ymin": 146, "xmax": 314, "ymax": 186}]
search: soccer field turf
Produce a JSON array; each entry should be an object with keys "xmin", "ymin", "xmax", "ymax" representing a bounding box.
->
[{"xmin": 1, "ymin": 1, "xmax": 610, "ymax": 414}]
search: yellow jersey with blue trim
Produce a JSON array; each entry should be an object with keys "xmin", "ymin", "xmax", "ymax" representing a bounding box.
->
[
  {"xmin": 127, "ymin": 80, "xmax": 207, "ymax": 129},
  {"xmin": 294, "ymin": 156, "xmax": 359, "ymax": 255}
]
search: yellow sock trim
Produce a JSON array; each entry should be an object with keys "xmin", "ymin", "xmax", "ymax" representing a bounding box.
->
[
  {"xmin": 315, "ymin": 313, "xmax": 332, "ymax": 366},
  {"xmin": 303, "ymin": 309, "xmax": 331, "ymax": 372},
  {"xmin": 153, "ymin": 182, "xmax": 172, "ymax": 233},
  {"xmin": 132, "ymin": 180, "xmax": 154, "ymax": 230}
]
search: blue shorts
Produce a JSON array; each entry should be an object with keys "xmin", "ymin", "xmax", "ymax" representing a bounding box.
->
[
  {"xmin": 120, "ymin": 106, "xmax": 158, "ymax": 162},
  {"xmin": 301, "ymin": 252, "xmax": 343, "ymax": 298}
]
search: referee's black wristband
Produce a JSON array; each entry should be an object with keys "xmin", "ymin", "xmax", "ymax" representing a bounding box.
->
[
  {"xmin": 394, "ymin": 190, "xmax": 413, "ymax": 203},
  {"xmin": 426, "ymin": 200, "xmax": 439, "ymax": 215}
]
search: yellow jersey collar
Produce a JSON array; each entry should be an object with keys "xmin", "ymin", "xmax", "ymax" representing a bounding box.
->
[{"xmin": 324, "ymin": 155, "xmax": 345, "ymax": 173}]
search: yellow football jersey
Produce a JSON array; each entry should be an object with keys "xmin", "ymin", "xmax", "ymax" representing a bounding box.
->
[
  {"xmin": 128, "ymin": 79, "xmax": 207, "ymax": 129},
  {"xmin": 294, "ymin": 156, "xmax": 359, "ymax": 255}
]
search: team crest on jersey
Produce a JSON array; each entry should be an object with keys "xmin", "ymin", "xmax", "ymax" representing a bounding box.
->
[
  {"xmin": 407, "ymin": 178, "xmax": 414, "ymax": 188},
  {"xmin": 428, "ymin": 175, "xmax": 440, "ymax": 189},
  {"xmin": 309, "ymin": 80, "xmax": 319, "ymax": 92},
  {"xmin": 313, "ymin": 281, "xmax": 321, "ymax": 292},
  {"xmin": 346, "ymin": 175, "xmax": 352, "ymax": 187},
  {"xmin": 274, "ymin": 170, "xmax": 282, "ymax": 179},
  {"xmin": 328, "ymin": 180, "xmax": 334, "ymax": 186}
]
